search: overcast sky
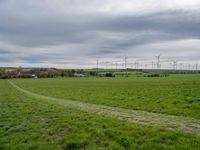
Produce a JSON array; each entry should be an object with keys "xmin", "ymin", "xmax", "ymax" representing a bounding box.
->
[{"xmin": 0, "ymin": 0, "xmax": 200, "ymax": 68}]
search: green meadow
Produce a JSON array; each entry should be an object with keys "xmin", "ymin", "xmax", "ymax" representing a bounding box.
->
[
  {"xmin": 1, "ymin": 74, "xmax": 200, "ymax": 150},
  {"xmin": 13, "ymin": 74, "xmax": 200, "ymax": 118}
]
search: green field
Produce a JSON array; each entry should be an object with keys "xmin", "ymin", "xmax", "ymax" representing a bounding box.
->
[
  {"xmin": 13, "ymin": 74, "xmax": 200, "ymax": 118},
  {"xmin": 1, "ymin": 75, "xmax": 200, "ymax": 149}
]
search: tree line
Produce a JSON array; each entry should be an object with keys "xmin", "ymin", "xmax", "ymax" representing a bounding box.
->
[{"xmin": 0, "ymin": 68, "xmax": 87, "ymax": 79}]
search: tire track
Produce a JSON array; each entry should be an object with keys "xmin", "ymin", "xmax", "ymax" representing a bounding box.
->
[{"xmin": 8, "ymin": 80, "xmax": 200, "ymax": 136}]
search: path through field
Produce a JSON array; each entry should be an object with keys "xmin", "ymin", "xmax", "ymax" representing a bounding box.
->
[{"xmin": 8, "ymin": 80, "xmax": 200, "ymax": 136}]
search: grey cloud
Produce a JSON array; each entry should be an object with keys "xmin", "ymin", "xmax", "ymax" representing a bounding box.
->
[
  {"xmin": 88, "ymin": 49, "xmax": 115, "ymax": 56},
  {"xmin": 0, "ymin": 0, "xmax": 200, "ymax": 66},
  {"xmin": 0, "ymin": 49, "xmax": 12, "ymax": 54},
  {"xmin": 1, "ymin": 9, "xmax": 199, "ymax": 48}
]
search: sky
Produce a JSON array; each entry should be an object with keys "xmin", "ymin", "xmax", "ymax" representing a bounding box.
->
[{"xmin": 0, "ymin": 0, "xmax": 200, "ymax": 69}]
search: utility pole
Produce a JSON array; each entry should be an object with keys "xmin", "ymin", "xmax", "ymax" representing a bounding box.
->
[
  {"xmin": 196, "ymin": 64, "xmax": 198, "ymax": 70},
  {"xmin": 155, "ymin": 54, "xmax": 161, "ymax": 69}
]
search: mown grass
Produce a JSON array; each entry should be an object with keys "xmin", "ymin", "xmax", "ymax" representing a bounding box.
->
[
  {"xmin": 1, "ymin": 80, "xmax": 200, "ymax": 150},
  {"xmin": 13, "ymin": 74, "xmax": 200, "ymax": 118}
]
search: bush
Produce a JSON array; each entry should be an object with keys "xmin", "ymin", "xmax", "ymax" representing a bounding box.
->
[
  {"xmin": 144, "ymin": 74, "xmax": 169, "ymax": 77},
  {"xmin": 105, "ymin": 73, "xmax": 115, "ymax": 77},
  {"xmin": 147, "ymin": 74, "xmax": 160, "ymax": 77},
  {"xmin": 19, "ymin": 74, "xmax": 32, "ymax": 78},
  {"xmin": 0, "ymin": 75, "xmax": 9, "ymax": 79},
  {"xmin": 38, "ymin": 71, "xmax": 48, "ymax": 78},
  {"xmin": 89, "ymin": 71, "xmax": 97, "ymax": 76}
]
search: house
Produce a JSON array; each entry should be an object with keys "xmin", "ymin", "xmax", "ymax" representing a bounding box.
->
[
  {"xmin": 6, "ymin": 71, "xmax": 19, "ymax": 78},
  {"xmin": 74, "ymin": 73, "xmax": 85, "ymax": 77},
  {"xmin": 31, "ymin": 74, "xmax": 38, "ymax": 78}
]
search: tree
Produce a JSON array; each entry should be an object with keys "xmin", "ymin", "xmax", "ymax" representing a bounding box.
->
[{"xmin": 39, "ymin": 71, "xmax": 48, "ymax": 78}]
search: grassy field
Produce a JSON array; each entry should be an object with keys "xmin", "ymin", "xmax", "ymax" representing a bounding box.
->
[
  {"xmin": 12, "ymin": 74, "xmax": 200, "ymax": 118},
  {"xmin": 0, "ymin": 75, "xmax": 200, "ymax": 150}
]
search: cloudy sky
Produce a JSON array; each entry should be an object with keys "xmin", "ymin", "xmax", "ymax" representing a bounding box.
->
[{"xmin": 0, "ymin": 0, "xmax": 200, "ymax": 68}]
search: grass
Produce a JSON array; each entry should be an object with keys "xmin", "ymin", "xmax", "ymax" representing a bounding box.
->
[
  {"xmin": 8, "ymin": 80, "xmax": 200, "ymax": 135},
  {"xmin": 1, "ymin": 80, "xmax": 200, "ymax": 150},
  {"xmin": 12, "ymin": 74, "xmax": 200, "ymax": 118}
]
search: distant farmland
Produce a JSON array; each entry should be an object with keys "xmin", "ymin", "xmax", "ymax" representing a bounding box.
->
[{"xmin": 1, "ymin": 74, "xmax": 200, "ymax": 149}]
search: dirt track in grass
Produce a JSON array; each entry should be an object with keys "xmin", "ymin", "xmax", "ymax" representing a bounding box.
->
[{"xmin": 8, "ymin": 80, "xmax": 200, "ymax": 136}]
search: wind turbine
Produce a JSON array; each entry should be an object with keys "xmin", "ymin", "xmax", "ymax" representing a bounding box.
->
[{"xmin": 155, "ymin": 54, "xmax": 161, "ymax": 69}]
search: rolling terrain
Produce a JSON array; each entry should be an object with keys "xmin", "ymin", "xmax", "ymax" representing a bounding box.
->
[{"xmin": 1, "ymin": 75, "xmax": 200, "ymax": 149}]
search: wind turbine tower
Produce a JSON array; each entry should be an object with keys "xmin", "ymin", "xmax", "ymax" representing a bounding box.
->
[
  {"xmin": 96, "ymin": 59, "xmax": 99, "ymax": 74},
  {"xmin": 124, "ymin": 56, "xmax": 127, "ymax": 69},
  {"xmin": 172, "ymin": 60, "xmax": 177, "ymax": 70},
  {"xmin": 155, "ymin": 54, "xmax": 161, "ymax": 69}
]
